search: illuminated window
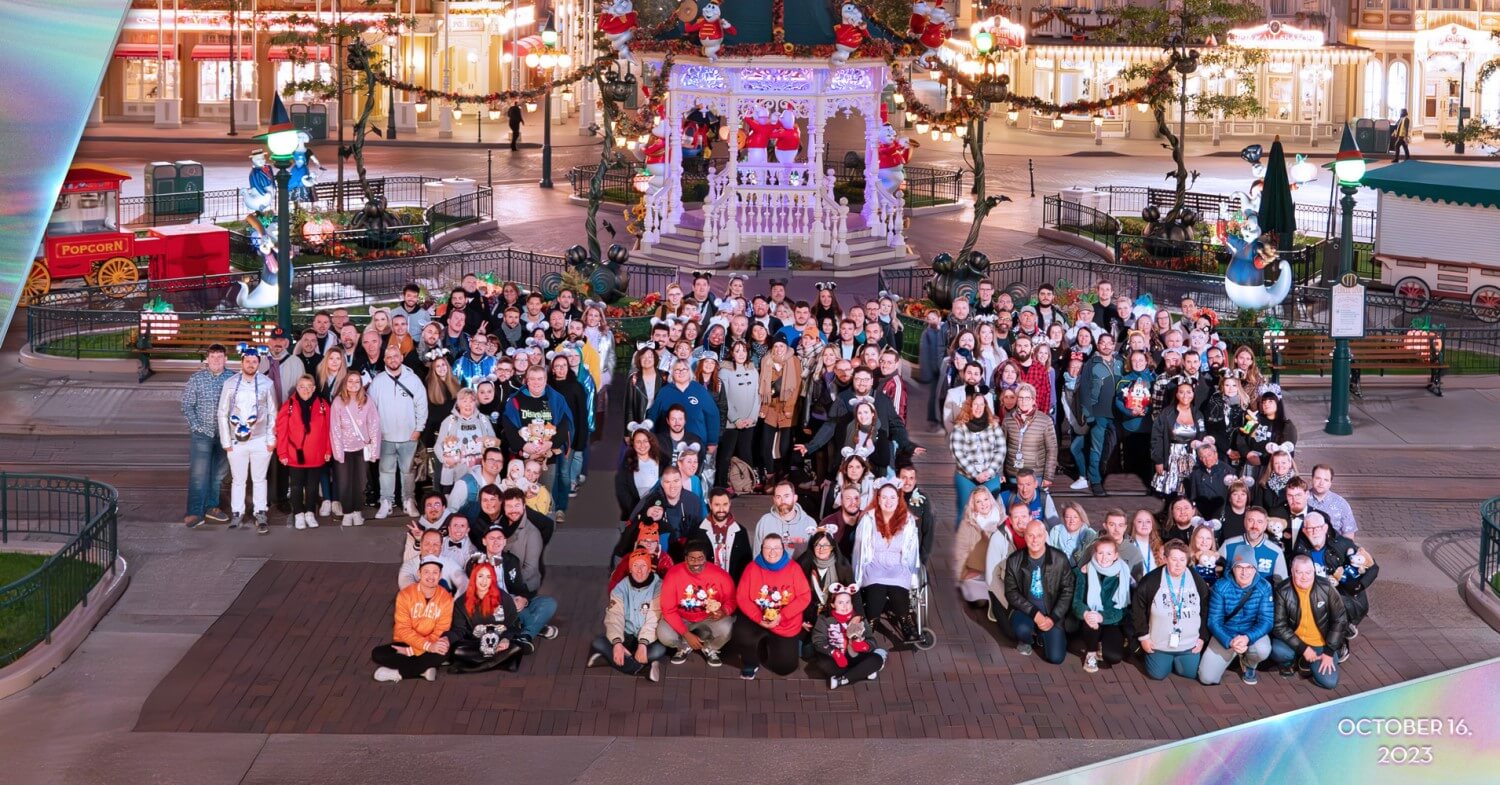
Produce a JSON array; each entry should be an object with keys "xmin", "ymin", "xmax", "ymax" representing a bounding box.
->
[
  {"xmin": 1386, "ymin": 60, "xmax": 1408, "ymax": 118},
  {"xmin": 198, "ymin": 61, "xmax": 255, "ymax": 103},
  {"xmin": 1362, "ymin": 60, "xmax": 1383, "ymax": 118}
]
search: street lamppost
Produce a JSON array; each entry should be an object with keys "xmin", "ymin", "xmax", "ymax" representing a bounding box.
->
[
  {"xmin": 260, "ymin": 94, "xmax": 300, "ymax": 333},
  {"xmin": 1324, "ymin": 125, "xmax": 1367, "ymax": 436},
  {"xmin": 386, "ymin": 34, "xmax": 399, "ymax": 140},
  {"xmin": 539, "ymin": 14, "xmax": 559, "ymax": 189}
]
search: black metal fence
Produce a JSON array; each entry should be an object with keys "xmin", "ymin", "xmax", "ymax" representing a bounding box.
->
[
  {"xmin": 1083, "ymin": 185, "xmax": 1377, "ymax": 245},
  {"xmin": 120, "ymin": 176, "xmax": 443, "ymax": 227},
  {"xmin": 1482, "ymin": 497, "xmax": 1500, "ymax": 598},
  {"xmin": 27, "ymin": 246, "xmax": 677, "ymax": 359},
  {"xmin": 0, "ymin": 474, "xmax": 119, "ymax": 667},
  {"xmin": 565, "ymin": 162, "xmax": 965, "ymax": 210}
]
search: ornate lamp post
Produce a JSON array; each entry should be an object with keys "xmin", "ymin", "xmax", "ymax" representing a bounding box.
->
[
  {"xmin": 1324, "ymin": 125, "xmax": 1367, "ymax": 436},
  {"xmin": 539, "ymin": 14, "xmax": 561, "ymax": 189},
  {"xmin": 259, "ymin": 95, "xmax": 300, "ymax": 333}
]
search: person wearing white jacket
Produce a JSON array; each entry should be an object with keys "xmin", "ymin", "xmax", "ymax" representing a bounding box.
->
[
  {"xmin": 218, "ymin": 349, "xmax": 279, "ymax": 533},
  {"xmin": 851, "ymin": 481, "xmax": 924, "ymax": 642},
  {"xmin": 367, "ymin": 344, "xmax": 428, "ymax": 519}
]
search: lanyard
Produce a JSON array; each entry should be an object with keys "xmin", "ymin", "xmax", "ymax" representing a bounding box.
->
[
  {"xmin": 1012, "ymin": 412, "xmax": 1031, "ymax": 466},
  {"xmin": 1165, "ymin": 571, "xmax": 1187, "ymax": 624}
]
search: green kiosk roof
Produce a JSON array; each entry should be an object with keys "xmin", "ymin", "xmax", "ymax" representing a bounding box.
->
[{"xmin": 1360, "ymin": 161, "xmax": 1500, "ymax": 210}]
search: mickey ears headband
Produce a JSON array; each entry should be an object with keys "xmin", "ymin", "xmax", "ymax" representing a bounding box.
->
[
  {"xmin": 422, "ymin": 346, "xmax": 451, "ymax": 362},
  {"xmin": 1260, "ymin": 382, "xmax": 1284, "ymax": 399},
  {"xmin": 849, "ymin": 395, "xmax": 875, "ymax": 408},
  {"xmin": 525, "ymin": 319, "xmax": 547, "ymax": 332},
  {"xmin": 691, "ymin": 271, "xmax": 714, "ymax": 280},
  {"xmin": 768, "ymin": 278, "xmax": 788, "ymax": 287},
  {"xmin": 1190, "ymin": 436, "xmax": 1217, "ymax": 451},
  {"xmin": 237, "ymin": 343, "xmax": 270, "ymax": 358},
  {"xmin": 504, "ymin": 347, "xmax": 523, "ymax": 357},
  {"xmin": 1190, "ymin": 516, "xmax": 1224, "ymax": 531},
  {"xmin": 627, "ymin": 419, "xmax": 654, "ymax": 434},
  {"xmin": 874, "ymin": 477, "xmax": 902, "ymax": 491},
  {"xmin": 526, "ymin": 337, "xmax": 549, "ymax": 349},
  {"xmin": 1266, "ymin": 441, "xmax": 1296, "ymax": 456},
  {"xmin": 815, "ymin": 281, "xmax": 837, "ymax": 291},
  {"xmin": 677, "ymin": 442, "xmax": 702, "ymax": 455},
  {"xmin": 877, "ymin": 289, "xmax": 901, "ymax": 303},
  {"xmin": 1220, "ymin": 367, "xmax": 1247, "ymax": 380},
  {"xmin": 805, "ymin": 523, "xmax": 840, "ymax": 537},
  {"xmin": 827, "ymin": 582, "xmax": 861, "ymax": 596},
  {"xmin": 840, "ymin": 445, "xmax": 874, "ymax": 459},
  {"xmin": 636, "ymin": 340, "xmax": 658, "ymax": 351},
  {"xmin": 973, "ymin": 314, "xmax": 999, "ymax": 324}
]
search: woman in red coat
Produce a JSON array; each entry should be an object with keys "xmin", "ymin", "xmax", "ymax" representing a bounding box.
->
[{"xmin": 276, "ymin": 374, "xmax": 332, "ymax": 530}]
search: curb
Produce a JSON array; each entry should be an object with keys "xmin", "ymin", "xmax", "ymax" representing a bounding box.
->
[
  {"xmin": 1036, "ymin": 227, "xmax": 1113, "ymax": 262},
  {"xmin": 81, "ymin": 133, "xmax": 604, "ymax": 151},
  {"xmin": 0, "ymin": 555, "xmax": 130, "ymax": 701},
  {"xmin": 1461, "ymin": 569, "xmax": 1500, "ymax": 635}
]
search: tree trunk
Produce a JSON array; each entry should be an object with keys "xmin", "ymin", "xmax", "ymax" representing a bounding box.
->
[
  {"xmin": 1154, "ymin": 103, "xmax": 1189, "ymax": 220},
  {"xmin": 958, "ymin": 117, "xmax": 989, "ymax": 263}
]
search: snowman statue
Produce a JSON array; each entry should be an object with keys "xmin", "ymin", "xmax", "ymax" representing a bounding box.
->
[
  {"xmin": 875, "ymin": 106, "xmax": 912, "ymax": 196},
  {"xmin": 598, "ymin": 0, "xmax": 638, "ymax": 62},
  {"xmin": 685, "ymin": 0, "xmax": 736, "ymax": 62},
  {"xmin": 831, "ymin": 4, "xmax": 868, "ymax": 68},
  {"xmin": 918, "ymin": 5, "xmax": 953, "ymax": 68}
]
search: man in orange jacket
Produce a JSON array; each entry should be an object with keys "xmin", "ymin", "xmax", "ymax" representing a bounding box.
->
[
  {"xmin": 658, "ymin": 540, "xmax": 737, "ymax": 668},
  {"xmin": 372, "ymin": 558, "xmax": 454, "ymax": 682}
]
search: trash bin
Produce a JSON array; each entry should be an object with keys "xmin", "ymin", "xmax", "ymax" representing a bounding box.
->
[
  {"xmin": 1354, "ymin": 119, "xmax": 1376, "ymax": 154},
  {"xmin": 1372, "ymin": 119, "xmax": 1391, "ymax": 154},
  {"xmin": 173, "ymin": 160, "xmax": 205, "ymax": 215},
  {"xmin": 144, "ymin": 161, "xmax": 176, "ymax": 220},
  {"xmin": 291, "ymin": 102, "xmax": 329, "ymax": 141}
]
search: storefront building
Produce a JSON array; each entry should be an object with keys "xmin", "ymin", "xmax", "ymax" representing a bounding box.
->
[{"xmin": 1347, "ymin": 5, "xmax": 1500, "ymax": 137}]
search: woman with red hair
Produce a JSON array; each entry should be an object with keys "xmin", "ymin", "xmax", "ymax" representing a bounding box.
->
[
  {"xmin": 446, "ymin": 562, "xmax": 524, "ymax": 673},
  {"xmin": 851, "ymin": 480, "xmax": 924, "ymax": 644}
]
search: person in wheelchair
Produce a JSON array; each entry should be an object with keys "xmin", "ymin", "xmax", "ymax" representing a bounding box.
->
[{"xmin": 851, "ymin": 480, "xmax": 927, "ymax": 647}]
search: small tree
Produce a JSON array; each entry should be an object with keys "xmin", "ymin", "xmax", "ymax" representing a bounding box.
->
[
  {"xmin": 1441, "ymin": 43, "xmax": 1500, "ymax": 156},
  {"xmin": 1098, "ymin": 0, "xmax": 1266, "ymax": 218}
]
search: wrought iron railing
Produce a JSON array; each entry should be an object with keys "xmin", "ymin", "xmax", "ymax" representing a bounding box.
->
[
  {"xmin": 566, "ymin": 162, "xmax": 964, "ymax": 210},
  {"xmin": 27, "ymin": 247, "xmax": 676, "ymax": 359},
  {"xmin": 119, "ymin": 175, "xmax": 444, "ymax": 227},
  {"xmin": 1482, "ymin": 497, "xmax": 1500, "ymax": 598},
  {"xmin": 0, "ymin": 474, "xmax": 119, "ymax": 667}
]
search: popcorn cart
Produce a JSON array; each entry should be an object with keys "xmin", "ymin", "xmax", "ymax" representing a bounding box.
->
[{"xmin": 24, "ymin": 164, "xmax": 229, "ymax": 303}]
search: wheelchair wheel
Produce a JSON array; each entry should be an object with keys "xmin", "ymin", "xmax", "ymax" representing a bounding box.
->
[{"xmin": 913, "ymin": 629, "xmax": 937, "ymax": 651}]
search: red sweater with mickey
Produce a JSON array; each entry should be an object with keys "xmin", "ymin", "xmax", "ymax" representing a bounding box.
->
[
  {"xmin": 735, "ymin": 556, "xmax": 811, "ymax": 638},
  {"xmin": 659, "ymin": 561, "xmax": 737, "ymax": 635}
]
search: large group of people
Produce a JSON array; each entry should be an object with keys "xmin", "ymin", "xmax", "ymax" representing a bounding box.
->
[
  {"xmin": 933, "ymin": 278, "xmax": 1376, "ymax": 687},
  {"xmin": 178, "ymin": 271, "xmax": 1375, "ymax": 690}
]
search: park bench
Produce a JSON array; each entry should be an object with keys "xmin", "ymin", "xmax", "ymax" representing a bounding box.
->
[
  {"xmin": 1269, "ymin": 333, "xmax": 1446, "ymax": 397},
  {"xmin": 128, "ymin": 317, "xmax": 260, "ymax": 381}
]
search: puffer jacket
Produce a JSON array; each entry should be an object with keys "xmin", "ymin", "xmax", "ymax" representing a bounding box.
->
[
  {"xmin": 1272, "ymin": 577, "xmax": 1348, "ymax": 653},
  {"xmin": 1080, "ymin": 352, "xmax": 1122, "ymax": 421},
  {"xmin": 1206, "ymin": 573, "xmax": 1275, "ymax": 647},
  {"xmin": 1001, "ymin": 409, "xmax": 1057, "ymax": 483}
]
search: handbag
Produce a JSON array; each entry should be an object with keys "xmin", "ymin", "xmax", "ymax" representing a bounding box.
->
[{"xmin": 345, "ymin": 404, "xmax": 377, "ymax": 462}]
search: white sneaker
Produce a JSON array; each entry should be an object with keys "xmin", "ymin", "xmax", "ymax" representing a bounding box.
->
[
  {"xmin": 829, "ymin": 675, "xmax": 844, "ymax": 690},
  {"xmin": 294, "ymin": 513, "xmax": 307, "ymax": 530},
  {"xmin": 319, "ymin": 500, "xmax": 332, "ymax": 517},
  {"xmin": 1069, "ymin": 477, "xmax": 1090, "ymax": 491},
  {"xmin": 305, "ymin": 514, "xmax": 319, "ymax": 529},
  {"xmin": 341, "ymin": 513, "xmax": 354, "ymax": 527},
  {"xmin": 375, "ymin": 501, "xmax": 393, "ymax": 519},
  {"xmin": 1084, "ymin": 651, "xmax": 1100, "ymax": 673},
  {"xmin": 354, "ymin": 512, "xmax": 365, "ymax": 526},
  {"xmin": 373, "ymin": 667, "xmax": 402, "ymax": 683},
  {"xmin": 331, "ymin": 501, "xmax": 344, "ymax": 516},
  {"xmin": 402, "ymin": 499, "xmax": 420, "ymax": 518},
  {"xmin": 421, "ymin": 667, "xmax": 437, "ymax": 682}
]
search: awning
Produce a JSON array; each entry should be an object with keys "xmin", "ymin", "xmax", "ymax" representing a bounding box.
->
[
  {"xmin": 504, "ymin": 35, "xmax": 545, "ymax": 58},
  {"xmin": 1361, "ymin": 161, "xmax": 1500, "ymax": 211},
  {"xmin": 191, "ymin": 44, "xmax": 256, "ymax": 61},
  {"xmin": 268, "ymin": 45, "xmax": 333, "ymax": 62},
  {"xmin": 114, "ymin": 43, "xmax": 176, "ymax": 59}
]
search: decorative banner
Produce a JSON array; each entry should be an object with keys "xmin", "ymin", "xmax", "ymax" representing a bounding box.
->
[
  {"xmin": 0, "ymin": 0, "xmax": 134, "ymax": 339},
  {"xmin": 1026, "ymin": 657, "xmax": 1500, "ymax": 784}
]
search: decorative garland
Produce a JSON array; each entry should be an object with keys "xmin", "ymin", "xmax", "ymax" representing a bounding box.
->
[
  {"xmin": 1028, "ymin": 10, "xmax": 1120, "ymax": 35},
  {"xmin": 371, "ymin": 59, "xmax": 608, "ymax": 107}
]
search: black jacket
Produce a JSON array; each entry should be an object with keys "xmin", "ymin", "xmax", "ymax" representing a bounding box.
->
[
  {"xmin": 1292, "ymin": 532, "xmax": 1379, "ymax": 597},
  {"xmin": 614, "ymin": 458, "xmax": 652, "ymax": 520},
  {"xmin": 1185, "ymin": 460, "xmax": 1236, "ymax": 521},
  {"xmin": 1148, "ymin": 406, "xmax": 1205, "ymax": 467},
  {"xmin": 687, "ymin": 518, "xmax": 753, "ymax": 580},
  {"xmin": 623, "ymin": 370, "xmax": 663, "ymax": 426},
  {"xmin": 446, "ymin": 586, "xmax": 521, "ymax": 649},
  {"xmin": 796, "ymin": 552, "xmax": 861, "ymax": 623},
  {"xmin": 904, "ymin": 488, "xmax": 936, "ymax": 563},
  {"xmin": 465, "ymin": 549, "xmax": 531, "ymax": 600},
  {"xmin": 1272, "ymin": 577, "xmax": 1348, "ymax": 652},
  {"xmin": 1002, "ymin": 546, "xmax": 1076, "ymax": 620},
  {"xmin": 1131, "ymin": 566, "xmax": 1212, "ymax": 644}
]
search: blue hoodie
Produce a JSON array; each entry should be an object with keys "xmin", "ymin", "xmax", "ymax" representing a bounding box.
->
[{"xmin": 645, "ymin": 380, "xmax": 721, "ymax": 446}]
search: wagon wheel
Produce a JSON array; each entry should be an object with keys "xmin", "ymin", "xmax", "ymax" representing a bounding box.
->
[
  {"xmin": 95, "ymin": 256, "xmax": 142, "ymax": 299},
  {"xmin": 1005, "ymin": 282, "xmax": 1030, "ymax": 306},
  {"xmin": 1393, "ymin": 276, "xmax": 1431, "ymax": 315},
  {"xmin": 21, "ymin": 262, "xmax": 50, "ymax": 306},
  {"xmin": 537, "ymin": 271, "xmax": 564, "ymax": 301},
  {"xmin": 1471, "ymin": 285, "xmax": 1500, "ymax": 324}
]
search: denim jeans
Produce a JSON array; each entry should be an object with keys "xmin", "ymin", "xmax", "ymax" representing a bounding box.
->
[
  {"xmin": 1008, "ymin": 609, "xmax": 1068, "ymax": 664},
  {"xmin": 1086, "ymin": 418, "xmax": 1116, "ymax": 485},
  {"xmin": 953, "ymin": 474, "xmax": 1002, "ymax": 528},
  {"xmin": 518, "ymin": 595, "xmax": 558, "ymax": 638},
  {"xmin": 378, "ymin": 439, "xmax": 418, "ymax": 504},
  {"xmin": 1069, "ymin": 433, "xmax": 1087, "ymax": 480},
  {"xmin": 1144, "ymin": 648, "xmax": 1203, "ymax": 680},
  {"xmin": 1270, "ymin": 638, "xmax": 1340, "ymax": 689},
  {"xmin": 589, "ymin": 633, "xmax": 669, "ymax": 675},
  {"xmin": 186, "ymin": 431, "xmax": 229, "ymax": 517},
  {"xmin": 551, "ymin": 450, "xmax": 583, "ymax": 513}
]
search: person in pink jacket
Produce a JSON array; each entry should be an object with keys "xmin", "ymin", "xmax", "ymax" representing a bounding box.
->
[{"xmin": 330, "ymin": 372, "xmax": 381, "ymax": 526}]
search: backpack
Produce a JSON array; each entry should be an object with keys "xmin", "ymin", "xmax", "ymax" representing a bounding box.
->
[{"xmin": 727, "ymin": 457, "xmax": 758, "ymax": 495}]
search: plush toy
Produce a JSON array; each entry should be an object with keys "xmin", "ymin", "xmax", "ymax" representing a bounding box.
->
[
  {"xmin": 685, "ymin": 0, "xmax": 736, "ymax": 62},
  {"xmin": 771, "ymin": 108, "xmax": 801, "ymax": 164},
  {"xmin": 875, "ymin": 106, "xmax": 911, "ymax": 195},
  {"xmin": 440, "ymin": 434, "xmax": 463, "ymax": 467},
  {"xmin": 831, "ymin": 4, "xmax": 868, "ymax": 67},
  {"xmin": 598, "ymin": 0, "xmax": 638, "ymax": 61},
  {"xmin": 518, "ymin": 419, "xmax": 558, "ymax": 454},
  {"xmin": 1121, "ymin": 378, "xmax": 1151, "ymax": 417},
  {"xmin": 1196, "ymin": 551, "xmax": 1219, "ymax": 570},
  {"xmin": 681, "ymin": 117, "xmax": 706, "ymax": 159},
  {"xmin": 1266, "ymin": 517, "xmax": 1288, "ymax": 542}
]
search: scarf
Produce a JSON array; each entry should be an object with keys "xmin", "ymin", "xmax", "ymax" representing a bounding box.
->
[
  {"xmin": 1265, "ymin": 471, "xmax": 1293, "ymax": 493},
  {"xmin": 975, "ymin": 508, "xmax": 1001, "ymax": 535},
  {"xmin": 813, "ymin": 554, "xmax": 837, "ymax": 572},
  {"xmin": 1085, "ymin": 555, "xmax": 1131, "ymax": 612},
  {"xmin": 966, "ymin": 413, "xmax": 990, "ymax": 432},
  {"xmin": 754, "ymin": 550, "xmax": 791, "ymax": 572}
]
